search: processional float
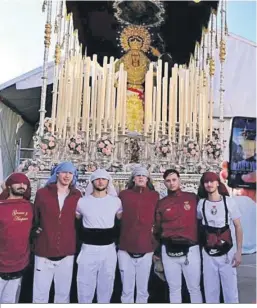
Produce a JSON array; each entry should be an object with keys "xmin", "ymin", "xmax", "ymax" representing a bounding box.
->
[{"xmin": 18, "ymin": 0, "xmax": 229, "ymax": 196}]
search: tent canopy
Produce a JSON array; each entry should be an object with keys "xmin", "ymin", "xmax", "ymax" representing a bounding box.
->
[{"xmin": 0, "ymin": 63, "xmax": 54, "ymax": 126}]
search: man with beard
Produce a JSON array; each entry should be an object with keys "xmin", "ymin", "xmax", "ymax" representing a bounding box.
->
[
  {"xmin": 0, "ymin": 173, "xmax": 33, "ymax": 303},
  {"xmin": 118, "ymin": 166, "xmax": 159, "ymax": 303},
  {"xmin": 76, "ymin": 169, "xmax": 122, "ymax": 303},
  {"xmin": 197, "ymin": 171, "xmax": 243, "ymax": 303},
  {"xmin": 153, "ymin": 169, "xmax": 202, "ymax": 304},
  {"xmin": 32, "ymin": 162, "xmax": 81, "ymax": 303}
]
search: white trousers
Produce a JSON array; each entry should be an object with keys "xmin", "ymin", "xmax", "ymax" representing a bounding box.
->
[
  {"xmin": 33, "ymin": 255, "xmax": 74, "ymax": 303},
  {"xmin": 118, "ymin": 250, "xmax": 153, "ymax": 303},
  {"xmin": 77, "ymin": 243, "xmax": 117, "ymax": 303},
  {"xmin": 202, "ymin": 248, "xmax": 239, "ymax": 303},
  {"xmin": 16, "ymin": 279, "xmax": 22, "ymax": 303},
  {"xmin": 162, "ymin": 245, "xmax": 203, "ymax": 303},
  {"xmin": 0, "ymin": 277, "xmax": 22, "ymax": 303}
]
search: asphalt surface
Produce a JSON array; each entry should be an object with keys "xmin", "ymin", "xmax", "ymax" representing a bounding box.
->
[
  {"xmin": 238, "ymin": 253, "xmax": 256, "ymax": 303},
  {"xmin": 18, "ymin": 252, "xmax": 256, "ymax": 303}
]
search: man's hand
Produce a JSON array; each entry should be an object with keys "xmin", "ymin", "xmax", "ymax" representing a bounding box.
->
[
  {"xmin": 153, "ymin": 254, "xmax": 160, "ymax": 262},
  {"xmin": 220, "ymin": 161, "xmax": 256, "ymax": 202},
  {"xmin": 232, "ymin": 250, "xmax": 242, "ymax": 267},
  {"xmin": 242, "ymin": 171, "xmax": 257, "ymax": 183},
  {"xmin": 31, "ymin": 226, "xmax": 42, "ymax": 239},
  {"xmin": 35, "ymin": 227, "xmax": 42, "ymax": 234},
  {"xmin": 116, "ymin": 212, "xmax": 122, "ymax": 220}
]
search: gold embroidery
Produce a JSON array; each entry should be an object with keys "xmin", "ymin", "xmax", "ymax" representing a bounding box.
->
[
  {"xmin": 126, "ymin": 93, "xmax": 144, "ymax": 132},
  {"xmin": 12, "ymin": 209, "xmax": 29, "ymax": 222},
  {"xmin": 119, "ymin": 25, "xmax": 151, "ymax": 53},
  {"xmin": 115, "ymin": 25, "xmax": 152, "ymax": 133}
]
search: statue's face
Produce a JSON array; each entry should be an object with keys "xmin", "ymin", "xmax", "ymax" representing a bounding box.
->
[
  {"xmin": 128, "ymin": 36, "xmax": 143, "ymax": 50},
  {"xmin": 131, "ymin": 51, "xmax": 140, "ymax": 65}
]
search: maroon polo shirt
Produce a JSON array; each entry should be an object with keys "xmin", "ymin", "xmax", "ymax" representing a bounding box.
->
[
  {"xmin": 154, "ymin": 189, "xmax": 198, "ymax": 243},
  {"xmin": 119, "ymin": 187, "xmax": 159, "ymax": 254},
  {"xmin": 0, "ymin": 199, "xmax": 33, "ymax": 273}
]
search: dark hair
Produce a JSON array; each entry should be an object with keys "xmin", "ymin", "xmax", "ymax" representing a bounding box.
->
[
  {"xmin": 126, "ymin": 177, "xmax": 155, "ymax": 191},
  {"xmin": 163, "ymin": 169, "xmax": 180, "ymax": 180},
  {"xmin": 197, "ymin": 181, "xmax": 230, "ymax": 199}
]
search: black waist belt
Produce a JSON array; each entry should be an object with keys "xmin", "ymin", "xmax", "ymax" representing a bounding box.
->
[
  {"xmin": 0, "ymin": 268, "xmax": 26, "ymax": 281},
  {"xmin": 202, "ymin": 225, "xmax": 229, "ymax": 234},
  {"xmin": 162, "ymin": 238, "xmax": 197, "ymax": 247},
  {"xmin": 81, "ymin": 227, "xmax": 116, "ymax": 246},
  {"xmin": 47, "ymin": 256, "xmax": 67, "ymax": 261},
  {"xmin": 127, "ymin": 252, "xmax": 146, "ymax": 258}
]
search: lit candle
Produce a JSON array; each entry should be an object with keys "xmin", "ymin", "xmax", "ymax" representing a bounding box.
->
[
  {"xmin": 102, "ymin": 56, "xmax": 108, "ymax": 131},
  {"xmin": 155, "ymin": 59, "xmax": 162, "ymax": 140},
  {"xmin": 91, "ymin": 54, "xmax": 97, "ymax": 140},
  {"xmin": 144, "ymin": 71, "xmax": 150, "ymax": 136},
  {"xmin": 172, "ymin": 64, "xmax": 178, "ymax": 142},
  {"xmin": 85, "ymin": 86, "xmax": 91, "ymax": 146},
  {"xmin": 111, "ymin": 86, "xmax": 117, "ymax": 143},
  {"xmin": 162, "ymin": 62, "xmax": 168, "ymax": 135},
  {"xmin": 122, "ymin": 71, "xmax": 127, "ymax": 135},
  {"xmin": 151, "ymin": 86, "xmax": 157, "ymax": 143},
  {"xmin": 168, "ymin": 77, "xmax": 173, "ymax": 140},
  {"xmin": 82, "ymin": 57, "xmax": 91, "ymax": 131}
]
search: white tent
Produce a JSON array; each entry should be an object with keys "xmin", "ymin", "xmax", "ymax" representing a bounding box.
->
[{"xmin": 213, "ymin": 33, "xmax": 256, "ymax": 118}]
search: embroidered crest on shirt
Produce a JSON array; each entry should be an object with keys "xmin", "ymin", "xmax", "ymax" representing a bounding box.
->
[
  {"xmin": 184, "ymin": 201, "xmax": 191, "ymax": 211},
  {"xmin": 211, "ymin": 206, "xmax": 217, "ymax": 215}
]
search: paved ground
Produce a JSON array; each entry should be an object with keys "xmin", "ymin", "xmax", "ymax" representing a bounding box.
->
[
  {"xmin": 238, "ymin": 253, "xmax": 256, "ymax": 303},
  {"xmin": 19, "ymin": 253, "xmax": 256, "ymax": 303}
]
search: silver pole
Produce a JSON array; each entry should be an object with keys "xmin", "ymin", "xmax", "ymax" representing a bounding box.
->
[{"xmin": 39, "ymin": 0, "xmax": 53, "ymax": 136}]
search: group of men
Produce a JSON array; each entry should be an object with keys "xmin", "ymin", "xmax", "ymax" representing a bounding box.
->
[{"xmin": 0, "ymin": 161, "xmax": 243, "ymax": 304}]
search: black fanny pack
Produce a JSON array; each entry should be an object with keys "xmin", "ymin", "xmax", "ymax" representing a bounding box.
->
[
  {"xmin": 162, "ymin": 238, "xmax": 196, "ymax": 258},
  {"xmin": 0, "ymin": 268, "xmax": 26, "ymax": 281},
  {"xmin": 81, "ymin": 227, "xmax": 116, "ymax": 246},
  {"xmin": 47, "ymin": 256, "xmax": 67, "ymax": 261},
  {"xmin": 202, "ymin": 196, "xmax": 233, "ymax": 257},
  {"xmin": 127, "ymin": 252, "xmax": 146, "ymax": 259}
]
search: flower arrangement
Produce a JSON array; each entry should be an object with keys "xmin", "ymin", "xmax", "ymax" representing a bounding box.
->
[
  {"xmin": 155, "ymin": 138, "xmax": 172, "ymax": 157},
  {"xmin": 39, "ymin": 132, "xmax": 57, "ymax": 155},
  {"xmin": 96, "ymin": 136, "xmax": 114, "ymax": 156},
  {"xmin": 80, "ymin": 162, "xmax": 98, "ymax": 173},
  {"xmin": 205, "ymin": 128, "xmax": 225, "ymax": 160},
  {"xmin": 205, "ymin": 140, "xmax": 222, "ymax": 160},
  {"xmin": 67, "ymin": 135, "xmax": 86, "ymax": 155},
  {"xmin": 17, "ymin": 159, "xmax": 47, "ymax": 173},
  {"xmin": 183, "ymin": 140, "xmax": 200, "ymax": 159},
  {"xmin": 43, "ymin": 117, "xmax": 53, "ymax": 134}
]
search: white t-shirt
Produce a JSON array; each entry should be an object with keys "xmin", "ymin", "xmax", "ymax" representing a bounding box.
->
[
  {"xmin": 58, "ymin": 192, "xmax": 69, "ymax": 211},
  {"xmin": 197, "ymin": 196, "xmax": 241, "ymax": 245},
  {"xmin": 197, "ymin": 197, "xmax": 241, "ymax": 227},
  {"xmin": 76, "ymin": 194, "xmax": 122, "ymax": 229}
]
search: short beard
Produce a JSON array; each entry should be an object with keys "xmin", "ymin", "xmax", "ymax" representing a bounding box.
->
[
  {"xmin": 94, "ymin": 187, "xmax": 107, "ymax": 192},
  {"xmin": 10, "ymin": 187, "xmax": 25, "ymax": 197},
  {"xmin": 207, "ymin": 188, "xmax": 218, "ymax": 195},
  {"xmin": 92, "ymin": 183, "xmax": 107, "ymax": 192}
]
